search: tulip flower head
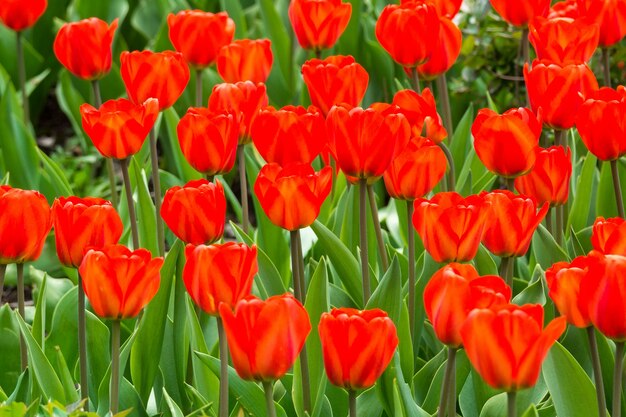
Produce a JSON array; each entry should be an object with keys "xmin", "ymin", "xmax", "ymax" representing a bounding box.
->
[
  {"xmin": 577, "ymin": 0, "xmax": 626, "ymax": 47},
  {"xmin": 430, "ymin": 0, "xmax": 463, "ymax": 18},
  {"xmin": 392, "ymin": 88, "xmax": 447, "ymax": 143},
  {"xmin": 591, "ymin": 217, "xmax": 626, "ymax": 256},
  {"xmin": 514, "ymin": 146, "xmax": 572, "ymax": 206},
  {"xmin": 417, "ymin": 16, "xmax": 462, "ymax": 80},
  {"xmin": 528, "ymin": 16, "xmax": 599, "ymax": 65},
  {"xmin": 288, "ymin": 0, "xmax": 352, "ymax": 51},
  {"xmin": 0, "ymin": 0, "xmax": 46, "ymax": 31},
  {"xmin": 545, "ymin": 256, "xmax": 595, "ymax": 328},
  {"xmin": 489, "ymin": 0, "xmax": 550, "ymax": 27},
  {"xmin": 217, "ymin": 39, "xmax": 273, "ymax": 83}
]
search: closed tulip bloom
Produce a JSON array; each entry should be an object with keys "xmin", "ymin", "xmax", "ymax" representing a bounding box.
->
[
  {"xmin": 318, "ymin": 307, "xmax": 398, "ymax": 390},
  {"xmin": 424, "ymin": 263, "xmax": 511, "ymax": 347},
  {"xmin": 251, "ymin": 105, "xmax": 326, "ymax": 166},
  {"xmin": 288, "ymin": 0, "xmax": 352, "ymax": 51},
  {"xmin": 327, "ymin": 103, "xmax": 411, "ymax": 182},
  {"xmin": 53, "ymin": 18, "xmax": 118, "ymax": 80},
  {"xmin": 208, "ymin": 81, "xmax": 268, "ymax": 143},
  {"xmin": 177, "ymin": 108, "xmax": 239, "ymax": 176},
  {"xmin": 384, "ymin": 136, "xmax": 447, "ymax": 200},
  {"xmin": 524, "ymin": 59, "xmax": 598, "ymax": 130},
  {"xmin": 254, "ymin": 163, "xmax": 332, "ymax": 231},
  {"xmin": 167, "ymin": 10, "xmax": 235, "ymax": 69},
  {"xmin": 216, "ymin": 39, "xmax": 273, "ymax": 83},
  {"xmin": 576, "ymin": 87, "xmax": 626, "ymax": 161},
  {"xmin": 578, "ymin": 0, "xmax": 626, "ymax": 47},
  {"xmin": 161, "ymin": 179, "xmax": 226, "ymax": 245},
  {"xmin": 80, "ymin": 98, "xmax": 159, "ymax": 160},
  {"xmin": 514, "ymin": 146, "xmax": 572, "ymax": 206},
  {"xmin": 52, "ymin": 197, "xmax": 123, "ymax": 268},
  {"xmin": 461, "ymin": 304, "xmax": 566, "ymax": 391},
  {"xmin": 219, "ymin": 294, "xmax": 311, "ymax": 381},
  {"xmin": 489, "ymin": 0, "xmax": 550, "ymax": 27},
  {"xmin": 481, "ymin": 190, "xmax": 549, "ymax": 257},
  {"xmin": 392, "ymin": 88, "xmax": 447, "ymax": 143},
  {"xmin": 545, "ymin": 256, "xmax": 594, "ymax": 328},
  {"xmin": 417, "ymin": 17, "xmax": 462, "ymax": 80},
  {"xmin": 412, "ymin": 192, "xmax": 489, "ymax": 263},
  {"xmin": 528, "ymin": 17, "xmax": 599, "ymax": 65},
  {"xmin": 79, "ymin": 245, "xmax": 163, "ymax": 319},
  {"xmin": 183, "ymin": 242, "xmax": 257, "ymax": 315},
  {"xmin": 472, "ymin": 107, "xmax": 542, "ymax": 178},
  {"xmin": 592, "ymin": 217, "xmax": 626, "ymax": 255},
  {"xmin": 375, "ymin": 0, "xmax": 440, "ymax": 68},
  {"xmin": 430, "ymin": 0, "xmax": 463, "ymax": 18},
  {"xmin": 121, "ymin": 50, "xmax": 190, "ymax": 111},
  {"xmin": 301, "ymin": 55, "xmax": 369, "ymax": 116},
  {"xmin": 0, "ymin": 0, "xmax": 46, "ymax": 31},
  {"xmin": 0, "ymin": 186, "xmax": 51, "ymax": 264}
]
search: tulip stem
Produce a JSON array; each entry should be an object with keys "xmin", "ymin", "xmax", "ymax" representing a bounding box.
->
[
  {"xmin": 507, "ymin": 391, "xmax": 517, "ymax": 417},
  {"xmin": 367, "ymin": 185, "xmax": 389, "ymax": 271},
  {"xmin": 437, "ymin": 347, "xmax": 457, "ymax": 417},
  {"xmin": 555, "ymin": 205, "xmax": 564, "ymax": 246},
  {"xmin": 554, "ymin": 130, "xmax": 565, "ymax": 147},
  {"xmin": 349, "ymin": 390, "xmax": 357, "ymax": 417},
  {"xmin": 120, "ymin": 158, "xmax": 140, "ymax": 249},
  {"xmin": 315, "ymin": 49, "xmax": 322, "ymax": 60},
  {"xmin": 410, "ymin": 68, "xmax": 421, "ymax": 93},
  {"xmin": 587, "ymin": 327, "xmax": 607, "ymax": 417},
  {"xmin": 195, "ymin": 69, "xmax": 203, "ymax": 107},
  {"xmin": 150, "ymin": 128, "xmax": 165, "ymax": 256},
  {"xmin": 521, "ymin": 28, "xmax": 530, "ymax": 108},
  {"xmin": 330, "ymin": 157, "xmax": 337, "ymax": 202},
  {"xmin": 217, "ymin": 317, "xmax": 229, "ymax": 417},
  {"xmin": 359, "ymin": 179, "xmax": 370, "ymax": 304},
  {"xmin": 295, "ymin": 229, "xmax": 307, "ymax": 302},
  {"xmin": 17, "ymin": 263, "xmax": 27, "ymax": 371},
  {"xmin": 16, "ymin": 32, "xmax": 29, "ymax": 125},
  {"xmin": 612, "ymin": 342, "xmax": 625, "ymax": 417},
  {"xmin": 110, "ymin": 319, "xmax": 121, "ymax": 415},
  {"xmin": 499, "ymin": 256, "xmax": 514, "ymax": 289},
  {"xmin": 546, "ymin": 207, "xmax": 553, "ymax": 234},
  {"xmin": 610, "ymin": 160, "xmax": 625, "ymax": 218},
  {"xmin": 407, "ymin": 201, "xmax": 416, "ymax": 343},
  {"xmin": 505, "ymin": 177, "xmax": 515, "ymax": 193},
  {"xmin": 290, "ymin": 231, "xmax": 302, "ymax": 301},
  {"xmin": 0, "ymin": 264, "xmax": 6, "ymax": 302},
  {"xmin": 238, "ymin": 145, "xmax": 250, "ymax": 234},
  {"xmin": 263, "ymin": 381, "xmax": 277, "ymax": 417},
  {"xmin": 438, "ymin": 142, "xmax": 456, "ymax": 191},
  {"xmin": 436, "ymin": 75, "xmax": 454, "ymax": 138},
  {"xmin": 602, "ymin": 47, "xmax": 612, "ymax": 88},
  {"xmin": 78, "ymin": 273, "xmax": 89, "ymax": 410}
]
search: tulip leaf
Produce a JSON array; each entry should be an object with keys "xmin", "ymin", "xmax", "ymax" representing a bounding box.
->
[
  {"xmin": 567, "ymin": 153, "xmax": 597, "ymax": 233},
  {"xmin": 53, "ymin": 346, "xmax": 80, "ymax": 405},
  {"xmin": 129, "ymin": 156, "xmax": 159, "ymax": 255},
  {"xmin": 162, "ymin": 107, "xmax": 201, "ymax": 182},
  {"xmin": 450, "ymin": 103, "xmax": 474, "ymax": 180},
  {"xmin": 69, "ymin": 0, "xmax": 129, "ymax": 23},
  {"xmin": 356, "ymin": 387, "xmax": 384, "ymax": 417},
  {"xmin": 31, "ymin": 274, "xmax": 46, "ymax": 350},
  {"xmin": 161, "ymin": 387, "xmax": 185, "ymax": 417},
  {"xmin": 473, "ymin": 245, "xmax": 498, "ymax": 276},
  {"xmin": 596, "ymin": 159, "xmax": 626, "ymax": 218},
  {"xmin": 512, "ymin": 264, "xmax": 547, "ymax": 307},
  {"xmin": 258, "ymin": 0, "xmax": 293, "ymax": 93},
  {"xmin": 366, "ymin": 255, "xmax": 401, "ymax": 323},
  {"xmin": 521, "ymin": 404, "xmax": 539, "ymax": 417},
  {"xmin": 393, "ymin": 378, "xmax": 431, "ymax": 417},
  {"xmin": 55, "ymin": 70, "xmax": 88, "ymax": 151},
  {"xmin": 478, "ymin": 376, "xmax": 548, "ymax": 417},
  {"xmin": 220, "ymin": 0, "xmax": 248, "ymax": 38},
  {"xmin": 531, "ymin": 224, "xmax": 570, "ymax": 270}
]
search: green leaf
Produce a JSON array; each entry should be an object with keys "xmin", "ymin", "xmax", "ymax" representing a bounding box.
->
[
  {"xmin": 162, "ymin": 107, "xmax": 201, "ymax": 182},
  {"xmin": 366, "ymin": 256, "xmax": 401, "ymax": 323},
  {"xmin": 55, "ymin": 70, "xmax": 88, "ymax": 150},
  {"xmin": 258, "ymin": 0, "xmax": 293, "ymax": 92},
  {"xmin": 68, "ymin": 0, "xmax": 129, "ymax": 22},
  {"xmin": 31, "ymin": 275, "xmax": 46, "ymax": 351},
  {"xmin": 220, "ymin": 0, "xmax": 247, "ymax": 38},
  {"xmin": 161, "ymin": 387, "xmax": 185, "ymax": 417},
  {"xmin": 53, "ymin": 346, "xmax": 79, "ymax": 404},
  {"xmin": 531, "ymin": 224, "xmax": 569, "ymax": 269},
  {"xmin": 450, "ymin": 103, "xmax": 474, "ymax": 180},
  {"xmin": 129, "ymin": 157, "xmax": 159, "ymax": 255},
  {"xmin": 567, "ymin": 154, "xmax": 597, "ymax": 233}
]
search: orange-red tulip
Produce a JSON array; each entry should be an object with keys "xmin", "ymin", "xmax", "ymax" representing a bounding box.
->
[
  {"xmin": 183, "ymin": 242, "xmax": 257, "ymax": 315},
  {"xmin": 0, "ymin": 0, "xmax": 46, "ymax": 31},
  {"xmin": 524, "ymin": 59, "xmax": 598, "ymax": 130},
  {"xmin": 326, "ymin": 103, "xmax": 411, "ymax": 183},
  {"xmin": 53, "ymin": 18, "xmax": 118, "ymax": 80},
  {"xmin": 489, "ymin": 0, "xmax": 550, "ymax": 27},
  {"xmin": 548, "ymin": 0, "xmax": 580, "ymax": 18},
  {"xmin": 79, "ymin": 245, "xmax": 163, "ymax": 319},
  {"xmin": 417, "ymin": 17, "xmax": 462, "ymax": 80},
  {"xmin": 383, "ymin": 136, "xmax": 447, "ymax": 200},
  {"xmin": 429, "ymin": 0, "xmax": 462, "ymax": 18},
  {"xmin": 424, "ymin": 263, "xmax": 511, "ymax": 347},
  {"xmin": 80, "ymin": 98, "xmax": 159, "ymax": 160},
  {"xmin": 219, "ymin": 294, "xmax": 311, "ymax": 381},
  {"xmin": 52, "ymin": 197, "xmax": 123, "ymax": 268},
  {"xmin": 576, "ymin": 87, "xmax": 626, "ymax": 161},
  {"xmin": 167, "ymin": 10, "xmax": 235, "ymax": 69},
  {"xmin": 472, "ymin": 107, "xmax": 542, "ymax": 177},
  {"xmin": 251, "ymin": 105, "xmax": 326, "ymax": 166},
  {"xmin": 392, "ymin": 88, "xmax": 447, "ymax": 143},
  {"xmin": 528, "ymin": 16, "xmax": 599, "ymax": 65},
  {"xmin": 288, "ymin": 0, "xmax": 352, "ymax": 50},
  {"xmin": 375, "ymin": 0, "xmax": 440, "ymax": 68},
  {"xmin": 120, "ymin": 50, "xmax": 190, "ymax": 111},
  {"xmin": 254, "ymin": 163, "xmax": 332, "ymax": 231},
  {"xmin": 301, "ymin": 55, "xmax": 369, "ymax": 116},
  {"xmin": 216, "ymin": 39, "xmax": 273, "ymax": 83},
  {"xmin": 545, "ymin": 256, "xmax": 594, "ymax": 328},
  {"xmin": 318, "ymin": 307, "xmax": 398, "ymax": 390},
  {"xmin": 514, "ymin": 146, "xmax": 572, "ymax": 206},
  {"xmin": 208, "ymin": 81, "xmax": 268, "ymax": 143},
  {"xmin": 0, "ymin": 186, "xmax": 51, "ymax": 264},
  {"xmin": 412, "ymin": 192, "xmax": 489, "ymax": 263},
  {"xmin": 161, "ymin": 179, "xmax": 226, "ymax": 245},
  {"xmin": 592, "ymin": 217, "xmax": 626, "ymax": 256},
  {"xmin": 481, "ymin": 190, "xmax": 549, "ymax": 257},
  {"xmin": 177, "ymin": 107, "xmax": 239, "ymax": 176},
  {"xmin": 577, "ymin": 0, "xmax": 626, "ymax": 47},
  {"xmin": 461, "ymin": 304, "xmax": 566, "ymax": 391}
]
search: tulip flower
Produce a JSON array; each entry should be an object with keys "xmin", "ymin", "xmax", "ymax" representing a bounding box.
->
[
  {"xmin": 545, "ymin": 256, "xmax": 594, "ymax": 328},
  {"xmin": 167, "ymin": 10, "xmax": 235, "ymax": 69},
  {"xmin": 592, "ymin": 217, "xmax": 626, "ymax": 256},
  {"xmin": 120, "ymin": 50, "xmax": 190, "ymax": 111},
  {"xmin": 301, "ymin": 55, "xmax": 369, "ymax": 116},
  {"xmin": 514, "ymin": 146, "xmax": 572, "ymax": 207},
  {"xmin": 0, "ymin": 0, "xmax": 46, "ymax": 31},
  {"xmin": 288, "ymin": 0, "xmax": 352, "ymax": 51},
  {"xmin": 488, "ymin": 0, "xmax": 550, "ymax": 27},
  {"xmin": 392, "ymin": 88, "xmax": 447, "ymax": 143},
  {"xmin": 430, "ymin": 0, "xmax": 462, "ymax": 18},
  {"xmin": 578, "ymin": 0, "xmax": 626, "ymax": 47},
  {"xmin": 161, "ymin": 179, "xmax": 227, "ymax": 245},
  {"xmin": 417, "ymin": 17, "xmax": 462, "ymax": 80},
  {"xmin": 528, "ymin": 16, "xmax": 599, "ymax": 65},
  {"xmin": 216, "ymin": 39, "xmax": 273, "ymax": 83},
  {"xmin": 548, "ymin": 0, "xmax": 579, "ymax": 19},
  {"xmin": 177, "ymin": 107, "xmax": 239, "ymax": 176}
]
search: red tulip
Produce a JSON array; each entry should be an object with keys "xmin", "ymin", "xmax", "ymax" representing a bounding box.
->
[
  {"xmin": 52, "ymin": 196, "xmax": 123, "ymax": 268},
  {"xmin": 183, "ymin": 242, "xmax": 257, "ymax": 315},
  {"xmin": 79, "ymin": 245, "xmax": 163, "ymax": 319},
  {"xmin": 514, "ymin": 146, "xmax": 572, "ymax": 206},
  {"xmin": 219, "ymin": 294, "xmax": 311, "ymax": 381},
  {"xmin": 216, "ymin": 39, "xmax": 273, "ymax": 83},
  {"xmin": 53, "ymin": 18, "xmax": 118, "ymax": 80},
  {"xmin": 80, "ymin": 98, "xmax": 159, "ymax": 160},
  {"xmin": 548, "ymin": 0, "xmax": 580, "ymax": 18},
  {"xmin": 167, "ymin": 10, "xmax": 235, "ymax": 69},
  {"xmin": 489, "ymin": 0, "xmax": 550, "ymax": 27},
  {"xmin": 120, "ymin": 50, "xmax": 190, "ymax": 111},
  {"xmin": 288, "ymin": 0, "xmax": 352, "ymax": 51},
  {"xmin": 429, "ymin": 0, "xmax": 463, "ymax": 18},
  {"xmin": 577, "ymin": 0, "xmax": 626, "ymax": 47},
  {"xmin": 528, "ymin": 16, "xmax": 599, "ymax": 65},
  {"xmin": 417, "ymin": 17, "xmax": 462, "ymax": 80},
  {"xmin": 318, "ymin": 307, "xmax": 398, "ymax": 390},
  {"xmin": 545, "ymin": 256, "xmax": 594, "ymax": 328},
  {"xmin": 592, "ymin": 217, "xmax": 626, "ymax": 256},
  {"xmin": 0, "ymin": 186, "xmax": 51, "ymax": 264},
  {"xmin": 0, "ymin": 0, "xmax": 46, "ymax": 31},
  {"xmin": 392, "ymin": 88, "xmax": 447, "ymax": 143}
]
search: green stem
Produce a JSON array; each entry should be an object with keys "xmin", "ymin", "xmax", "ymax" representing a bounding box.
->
[
  {"xmin": 295, "ymin": 229, "xmax": 306, "ymax": 303},
  {"xmin": 110, "ymin": 320, "xmax": 121, "ymax": 415},
  {"xmin": 217, "ymin": 317, "xmax": 229, "ymax": 417},
  {"xmin": 447, "ymin": 348, "xmax": 457, "ymax": 417},
  {"xmin": 238, "ymin": 145, "xmax": 249, "ymax": 234},
  {"xmin": 195, "ymin": 69, "xmax": 203, "ymax": 107},
  {"xmin": 120, "ymin": 158, "xmax": 140, "ymax": 249},
  {"xmin": 438, "ymin": 142, "xmax": 456, "ymax": 191},
  {"xmin": 78, "ymin": 273, "xmax": 89, "ymax": 410},
  {"xmin": 150, "ymin": 127, "xmax": 165, "ymax": 256},
  {"xmin": 359, "ymin": 179, "xmax": 370, "ymax": 304},
  {"xmin": 587, "ymin": 327, "xmax": 607, "ymax": 417},
  {"xmin": 610, "ymin": 160, "xmax": 625, "ymax": 218},
  {"xmin": 290, "ymin": 231, "xmax": 302, "ymax": 301},
  {"xmin": 499, "ymin": 257, "xmax": 514, "ymax": 288},
  {"xmin": 555, "ymin": 204, "xmax": 564, "ymax": 246},
  {"xmin": 330, "ymin": 156, "xmax": 337, "ymax": 202},
  {"xmin": 315, "ymin": 49, "xmax": 322, "ymax": 60},
  {"xmin": 411, "ymin": 67, "xmax": 421, "ymax": 93},
  {"xmin": 349, "ymin": 390, "xmax": 357, "ymax": 417},
  {"xmin": 263, "ymin": 381, "xmax": 277, "ymax": 417},
  {"xmin": 407, "ymin": 201, "xmax": 416, "ymax": 342},
  {"xmin": 612, "ymin": 342, "xmax": 625, "ymax": 417},
  {"xmin": 17, "ymin": 263, "xmax": 26, "ymax": 370},
  {"xmin": 436, "ymin": 75, "xmax": 454, "ymax": 138},
  {"xmin": 603, "ymin": 47, "xmax": 612, "ymax": 88},
  {"xmin": 507, "ymin": 391, "xmax": 517, "ymax": 417},
  {"xmin": 505, "ymin": 177, "xmax": 515, "ymax": 193},
  {"xmin": 438, "ymin": 347, "xmax": 457, "ymax": 417},
  {"xmin": 521, "ymin": 28, "xmax": 530, "ymax": 107},
  {"xmin": 554, "ymin": 130, "xmax": 565, "ymax": 147},
  {"xmin": 16, "ymin": 32, "xmax": 29, "ymax": 125},
  {"xmin": 0, "ymin": 264, "xmax": 6, "ymax": 302},
  {"xmin": 546, "ymin": 207, "xmax": 553, "ymax": 234},
  {"xmin": 367, "ymin": 185, "xmax": 389, "ymax": 271}
]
